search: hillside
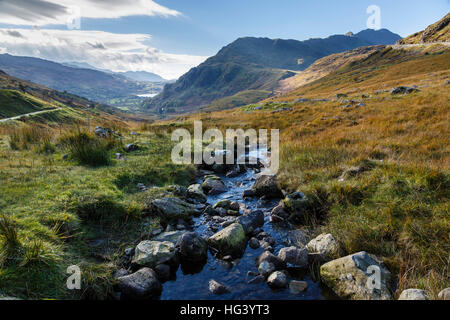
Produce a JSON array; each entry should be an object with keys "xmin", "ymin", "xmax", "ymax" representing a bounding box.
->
[
  {"xmin": 0, "ymin": 69, "xmax": 128, "ymax": 125},
  {"xmin": 0, "ymin": 54, "xmax": 160, "ymax": 110},
  {"xmin": 155, "ymin": 42, "xmax": 449, "ymax": 297},
  {"xmin": 398, "ymin": 13, "xmax": 450, "ymax": 44},
  {"xmin": 144, "ymin": 29, "xmax": 401, "ymax": 114}
]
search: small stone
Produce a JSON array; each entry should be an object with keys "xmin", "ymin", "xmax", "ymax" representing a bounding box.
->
[
  {"xmin": 258, "ymin": 261, "xmax": 276, "ymax": 278},
  {"xmin": 267, "ymin": 271, "xmax": 287, "ymax": 288},
  {"xmin": 249, "ymin": 238, "xmax": 260, "ymax": 249},
  {"xmin": 289, "ymin": 280, "xmax": 308, "ymax": 294},
  {"xmin": 209, "ymin": 280, "xmax": 230, "ymax": 295}
]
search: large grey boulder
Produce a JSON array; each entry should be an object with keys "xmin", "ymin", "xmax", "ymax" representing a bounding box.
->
[
  {"xmin": 187, "ymin": 184, "xmax": 207, "ymax": 204},
  {"xmin": 398, "ymin": 289, "xmax": 429, "ymax": 300},
  {"xmin": 237, "ymin": 210, "xmax": 264, "ymax": 235},
  {"xmin": 132, "ymin": 241, "xmax": 176, "ymax": 268},
  {"xmin": 278, "ymin": 246, "xmax": 308, "ymax": 268},
  {"xmin": 150, "ymin": 197, "xmax": 195, "ymax": 221},
  {"xmin": 118, "ymin": 268, "xmax": 162, "ymax": 300},
  {"xmin": 208, "ymin": 223, "xmax": 247, "ymax": 257},
  {"xmin": 251, "ymin": 175, "xmax": 283, "ymax": 198},
  {"xmin": 320, "ymin": 251, "xmax": 392, "ymax": 300},
  {"xmin": 202, "ymin": 175, "xmax": 227, "ymax": 195},
  {"xmin": 176, "ymin": 232, "xmax": 208, "ymax": 263},
  {"xmin": 307, "ymin": 233, "xmax": 339, "ymax": 261}
]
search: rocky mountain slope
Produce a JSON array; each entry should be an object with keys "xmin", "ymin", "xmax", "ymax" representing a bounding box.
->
[
  {"xmin": 144, "ymin": 29, "xmax": 401, "ymax": 114},
  {"xmin": 398, "ymin": 13, "xmax": 450, "ymax": 44}
]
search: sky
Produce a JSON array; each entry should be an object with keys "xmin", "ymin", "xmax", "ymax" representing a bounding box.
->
[{"xmin": 0, "ymin": 0, "xmax": 448, "ymax": 79}]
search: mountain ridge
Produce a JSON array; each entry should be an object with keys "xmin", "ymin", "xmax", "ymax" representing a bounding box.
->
[{"xmin": 145, "ymin": 28, "xmax": 401, "ymax": 114}]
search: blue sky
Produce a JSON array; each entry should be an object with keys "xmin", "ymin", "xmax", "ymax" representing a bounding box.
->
[
  {"xmin": 0, "ymin": 0, "xmax": 448, "ymax": 78},
  {"xmin": 98, "ymin": 0, "xmax": 450, "ymax": 56}
]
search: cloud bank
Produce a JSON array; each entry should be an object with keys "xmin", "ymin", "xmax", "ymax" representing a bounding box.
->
[
  {"xmin": 0, "ymin": 0, "xmax": 181, "ymax": 26},
  {"xmin": 0, "ymin": 29, "xmax": 207, "ymax": 79}
]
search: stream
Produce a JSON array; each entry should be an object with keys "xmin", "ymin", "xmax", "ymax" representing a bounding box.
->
[{"xmin": 159, "ymin": 149, "xmax": 336, "ymax": 300}]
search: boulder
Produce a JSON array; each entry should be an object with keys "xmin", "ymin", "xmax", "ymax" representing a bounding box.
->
[
  {"xmin": 257, "ymin": 251, "xmax": 286, "ymax": 270},
  {"xmin": 306, "ymin": 233, "xmax": 339, "ymax": 260},
  {"xmin": 202, "ymin": 175, "xmax": 227, "ymax": 195},
  {"xmin": 249, "ymin": 237, "xmax": 260, "ymax": 249},
  {"xmin": 289, "ymin": 280, "xmax": 308, "ymax": 294},
  {"xmin": 132, "ymin": 241, "xmax": 176, "ymax": 268},
  {"xmin": 282, "ymin": 192, "xmax": 308, "ymax": 215},
  {"xmin": 242, "ymin": 189, "xmax": 256, "ymax": 198},
  {"xmin": 267, "ymin": 271, "xmax": 287, "ymax": 288},
  {"xmin": 208, "ymin": 223, "xmax": 247, "ymax": 257},
  {"xmin": 398, "ymin": 289, "xmax": 429, "ymax": 300},
  {"xmin": 251, "ymin": 175, "xmax": 283, "ymax": 198},
  {"xmin": 391, "ymin": 86, "xmax": 419, "ymax": 95},
  {"xmin": 153, "ymin": 231, "xmax": 185, "ymax": 244},
  {"xmin": 237, "ymin": 210, "xmax": 265, "ymax": 235},
  {"xmin": 287, "ymin": 229, "xmax": 310, "ymax": 248},
  {"xmin": 118, "ymin": 268, "xmax": 162, "ymax": 300},
  {"xmin": 153, "ymin": 264, "xmax": 171, "ymax": 282},
  {"xmin": 258, "ymin": 261, "xmax": 276, "ymax": 278},
  {"xmin": 438, "ymin": 288, "xmax": 450, "ymax": 300},
  {"xmin": 187, "ymin": 184, "xmax": 207, "ymax": 204},
  {"xmin": 320, "ymin": 251, "xmax": 392, "ymax": 300},
  {"xmin": 150, "ymin": 197, "xmax": 195, "ymax": 222},
  {"xmin": 278, "ymin": 246, "xmax": 308, "ymax": 268},
  {"xmin": 176, "ymin": 232, "xmax": 208, "ymax": 263},
  {"xmin": 209, "ymin": 280, "xmax": 230, "ymax": 295},
  {"xmin": 213, "ymin": 200, "xmax": 231, "ymax": 210}
]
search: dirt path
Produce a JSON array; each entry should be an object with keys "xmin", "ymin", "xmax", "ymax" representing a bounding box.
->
[{"xmin": 0, "ymin": 108, "xmax": 60, "ymax": 123}]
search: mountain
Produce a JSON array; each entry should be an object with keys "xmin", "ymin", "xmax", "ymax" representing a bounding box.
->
[
  {"xmin": 398, "ymin": 13, "xmax": 450, "ymax": 44},
  {"xmin": 118, "ymin": 71, "xmax": 166, "ymax": 83},
  {"xmin": 0, "ymin": 54, "xmax": 159, "ymax": 108},
  {"xmin": 144, "ymin": 29, "xmax": 401, "ymax": 114},
  {"xmin": 354, "ymin": 29, "xmax": 403, "ymax": 45},
  {"xmin": 63, "ymin": 62, "xmax": 167, "ymax": 83}
]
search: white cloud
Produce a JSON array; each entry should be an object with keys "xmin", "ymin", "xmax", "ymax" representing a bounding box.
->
[
  {"xmin": 0, "ymin": 0, "xmax": 181, "ymax": 26},
  {"xmin": 0, "ymin": 28, "xmax": 207, "ymax": 79}
]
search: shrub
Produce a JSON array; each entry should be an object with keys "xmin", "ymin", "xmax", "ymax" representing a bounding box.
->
[{"xmin": 59, "ymin": 131, "xmax": 111, "ymax": 167}]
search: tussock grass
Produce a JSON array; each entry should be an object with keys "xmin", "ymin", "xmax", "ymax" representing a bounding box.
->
[{"xmin": 0, "ymin": 124, "xmax": 196, "ymax": 299}]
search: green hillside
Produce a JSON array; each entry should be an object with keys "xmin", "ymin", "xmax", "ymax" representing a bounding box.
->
[{"xmin": 0, "ymin": 89, "xmax": 53, "ymax": 119}]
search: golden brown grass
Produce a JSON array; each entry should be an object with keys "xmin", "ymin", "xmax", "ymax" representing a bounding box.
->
[{"xmin": 152, "ymin": 46, "xmax": 450, "ymax": 297}]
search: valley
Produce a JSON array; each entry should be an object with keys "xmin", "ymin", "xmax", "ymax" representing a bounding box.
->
[{"xmin": 0, "ymin": 11, "xmax": 448, "ymax": 302}]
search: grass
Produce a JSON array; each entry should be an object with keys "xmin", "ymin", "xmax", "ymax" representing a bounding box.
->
[
  {"xmin": 0, "ymin": 89, "xmax": 53, "ymax": 119},
  {"xmin": 159, "ymin": 46, "xmax": 450, "ymax": 297},
  {"xmin": 0, "ymin": 122, "xmax": 196, "ymax": 299}
]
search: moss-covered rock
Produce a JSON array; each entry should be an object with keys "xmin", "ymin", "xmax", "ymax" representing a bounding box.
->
[
  {"xmin": 132, "ymin": 241, "xmax": 176, "ymax": 268},
  {"xmin": 208, "ymin": 223, "xmax": 246, "ymax": 256}
]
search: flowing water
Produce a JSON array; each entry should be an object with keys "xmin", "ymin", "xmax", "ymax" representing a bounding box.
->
[{"xmin": 160, "ymin": 150, "xmax": 336, "ymax": 300}]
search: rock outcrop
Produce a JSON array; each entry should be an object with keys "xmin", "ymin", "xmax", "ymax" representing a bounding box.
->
[{"xmin": 320, "ymin": 251, "xmax": 392, "ymax": 300}]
